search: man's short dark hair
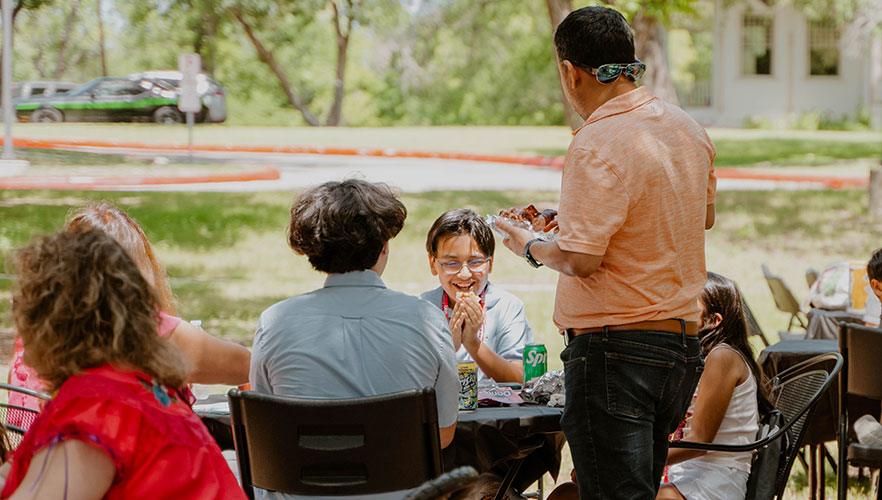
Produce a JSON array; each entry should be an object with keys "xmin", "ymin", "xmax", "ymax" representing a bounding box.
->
[
  {"xmin": 426, "ymin": 209, "xmax": 495, "ymax": 258},
  {"xmin": 869, "ymin": 248, "xmax": 882, "ymax": 281},
  {"xmin": 553, "ymin": 6, "xmax": 635, "ymax": 69},
  {"xmin": 288, "ymin": 179, "xmax": 406, "ymax": 274}
]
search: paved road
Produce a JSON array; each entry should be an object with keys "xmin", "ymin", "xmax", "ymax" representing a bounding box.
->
[{"xmin": 45, "ymin": 146, "xmax": 865, "ymax": 193}]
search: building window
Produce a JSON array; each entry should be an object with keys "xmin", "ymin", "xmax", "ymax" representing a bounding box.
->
[
  {"xmin": 742, "ymin": 14, "xmax": 773, "ymax": 75},
  {"xmin": 809, "ymin": 20, "xmax": 839, "ymax": 75}
]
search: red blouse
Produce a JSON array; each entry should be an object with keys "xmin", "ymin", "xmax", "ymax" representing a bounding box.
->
[{"xmin": 1, "ymin": 364, "xmax": 245, "ymax": 500}]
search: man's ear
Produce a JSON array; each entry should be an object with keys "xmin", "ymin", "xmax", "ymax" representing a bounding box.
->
[{"xmin": 560, "ymin": 60, "xmax": 580, "ymax": 90}]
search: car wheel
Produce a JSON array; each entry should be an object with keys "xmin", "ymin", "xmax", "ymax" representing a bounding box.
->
[
  {"xmin": 30, "ymin": 107, "xmax": 63, "ymax": 123},
  {"xmin": 153, "ymin": 106, "xmax": 183, "ymax": 125}
]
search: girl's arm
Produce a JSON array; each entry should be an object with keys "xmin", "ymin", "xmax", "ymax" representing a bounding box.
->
[
  {"xmin": 167, "ymin": 321, "xmax": 251, "ymax": 385},
  {"xmin": 8, "ymin": 440, "xmax": 115, "ymax": 500},
  {"xmin": 666, "ymin": 347, "xmax": 746, "ymax": 465}
]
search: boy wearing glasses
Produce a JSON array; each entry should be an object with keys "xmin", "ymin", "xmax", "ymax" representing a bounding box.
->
[{"xmin": 421, "ymin": 209, "xmax": 534, "ymax": 383}]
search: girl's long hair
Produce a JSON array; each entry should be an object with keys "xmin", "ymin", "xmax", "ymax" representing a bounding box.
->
[
  {"xmin": 12, "ymin": 229, "xmax": 188, "ymax": 393},
  {"xmin": 65, "ymin": 202, "xmax": 177, "ymax": 316},
  {"xmin": 699, "ymin": 272, "xmax": 775, "ymax": 415}
]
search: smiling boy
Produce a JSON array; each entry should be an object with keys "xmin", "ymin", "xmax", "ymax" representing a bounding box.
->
[{"xmin": 421, "ymin": 209, "xmax": 534, "ymax": 383}]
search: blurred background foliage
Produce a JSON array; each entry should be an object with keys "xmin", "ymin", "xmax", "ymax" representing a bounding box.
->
[{"xmin": 5, "ymin": 0, "xmax": 875, "ymax": 126}]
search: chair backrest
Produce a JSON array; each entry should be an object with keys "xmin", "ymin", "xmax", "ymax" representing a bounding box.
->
[
  {"xmin": 762, "ymin": 264, "xmax": 807, "ymax": 330},
  {"xmin": 839, "ymin": 322, "xmax": 882, "ymax": 400},
  {"xmin": 0, "ymin": 382, "xmax": 51, "ymax": 452},
  {"xmin": 805, "ymin": 267, "xmax": 819, "ymax": 289},
  {"xmin": 742, "ymin": 297, "xmax": 772, "ymax": 347},
  {"xmin": 228, "ymin": 387, "xmax": 443, "ymax": 499},
  {"xmin": 837, "ymin": 322, "xmax": 882, "ymax": 497},
  {"xmin": 765, "ymin": 353, "xmax": 842, "ymax": 499}
]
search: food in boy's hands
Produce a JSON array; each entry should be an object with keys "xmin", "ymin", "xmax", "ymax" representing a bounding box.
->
[
  {"xmin": 455, "ymin": 291, "xmax": 477, "ymax": 301},
  {"xmin": 498, "ymin": 205, "xmax": 558, "ymax": 232}
]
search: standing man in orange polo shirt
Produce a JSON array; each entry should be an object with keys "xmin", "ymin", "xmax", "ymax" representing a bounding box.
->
[{"xmin": 495, "ymin": 6, "xmax": 716, "ymax": 499}]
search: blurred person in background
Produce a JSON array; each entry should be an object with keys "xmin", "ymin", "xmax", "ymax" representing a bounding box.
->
[
  {"xmin": 7, "ymin": 202, "xmax": 251, "ymax": 418},
  {"xmin": 0, "ymin": 229, "xmax": 245, "ymax": 499}
]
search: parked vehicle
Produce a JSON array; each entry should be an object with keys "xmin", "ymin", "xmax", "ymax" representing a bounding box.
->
[
  {"xmin": 11, "ymin": 81, "xmax": 77, "ymax": 99},
  {"xmin": 127, "ymin": 71, "xmax": 227, "ymax": 123},
  {"xmin": 14, "ymin": 76, "xmax": 184, "ymax": 124}
]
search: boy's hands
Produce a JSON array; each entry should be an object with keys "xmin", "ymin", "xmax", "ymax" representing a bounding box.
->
[{"xmin": 448, "ymin": 294, "xmax": 484, "ymax": 353}]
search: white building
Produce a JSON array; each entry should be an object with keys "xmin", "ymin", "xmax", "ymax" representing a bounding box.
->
[{"xmin": 686, "ymin": 0, "xmax": 882, "ymax": 128}]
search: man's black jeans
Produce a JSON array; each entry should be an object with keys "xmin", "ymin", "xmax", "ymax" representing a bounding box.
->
[{"xmin": 560, "ymin": 327, "xmax": 703, "ymax": 499}]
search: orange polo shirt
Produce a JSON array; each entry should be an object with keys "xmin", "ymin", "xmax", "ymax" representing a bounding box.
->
[{"xmin": 553, "ymin": 86, "xmax": 716, "ymax": 329}]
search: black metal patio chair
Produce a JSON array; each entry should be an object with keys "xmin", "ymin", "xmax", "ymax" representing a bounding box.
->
[{"xmin": 670, "ymin": 353, "xmax": 842, "ymax": 500}]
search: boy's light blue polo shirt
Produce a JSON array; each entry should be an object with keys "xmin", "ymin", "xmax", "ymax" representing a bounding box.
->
[
  {"xmin": 250, "ymin": 269, "xmax": 459, "ymax": 426},
  {"xmin": 420, "ymin": 282, "xmax": 534, "ymax": 382}
]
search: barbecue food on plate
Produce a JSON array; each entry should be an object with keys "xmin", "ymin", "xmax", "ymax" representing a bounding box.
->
[{"xmin": 498, "ymin": 205, "xmax": 558, "ymax": 232}]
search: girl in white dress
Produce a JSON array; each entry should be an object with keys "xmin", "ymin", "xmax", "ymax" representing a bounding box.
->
[{"xmin": 657, "ymin": 272, "xmax": 774, "ymax": 500}]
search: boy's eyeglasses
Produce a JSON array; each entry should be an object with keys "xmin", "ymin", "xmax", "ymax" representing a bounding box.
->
[
  {"xmin": 578, "ymin": 60, "xmax": 646, "ymax": 84},
  {"xmin": 437, "ymin": 258, "xmax": 491, "ymax": 275}
]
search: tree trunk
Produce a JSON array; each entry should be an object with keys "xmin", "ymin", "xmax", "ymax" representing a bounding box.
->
[
  {"xmin": 97, "ymin": 0, "xmax": 107, "ymax": 76},
  {"xmin": 545, "ymin": 0, "xmax": 582, "ymax": 130},
  {"xmin": 326, "ymin": 0, "xmax": 351, "ymax": 126},
  {"xmin": 631, "ymin": 13, "xmax": 680, "ymax": 106},
  {"xmin": 54, "ymin": 0, "xmax": 82, "ymax": 80},
  {"xmin": 232, "ymin": 9, "xmax": 320, "ymax": 126}
]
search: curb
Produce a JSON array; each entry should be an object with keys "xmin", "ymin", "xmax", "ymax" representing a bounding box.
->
[
  {"xmin": 0, "ymin": 165, "xmax": 280, "ymax": 190},
  {"xmin": 4, "ymin": 137, "xmax": 567, "ymax": 169},
  {"xmin": 0, "ymin": 137, "xmax": 870, "ymax": 190}
]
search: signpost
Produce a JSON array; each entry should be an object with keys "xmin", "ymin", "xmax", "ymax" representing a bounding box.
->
[
  {"xmin": 177, "ymin": 53, "xmax": 202, "ymax": 162},
  {"xmin": 2, "ymin": 0, "xmax": 14, "ymax": 159}
]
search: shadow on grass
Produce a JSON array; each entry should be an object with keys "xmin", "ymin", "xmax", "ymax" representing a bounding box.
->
[
  {"xmin": 15, "ymin": 148, "xmax": 144, "ymax": 166},
  {"xmin": 713, "ymin": 190, "xmax": 879, "ymax": 254},
  {"xmin": 0, "ymin": 191, "xmax": 291, "ymax": 260}
]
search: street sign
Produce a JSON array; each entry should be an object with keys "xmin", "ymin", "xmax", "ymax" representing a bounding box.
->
[
  {"xmin": 177, "ymin": 53, "xmax": 202, "ymax": 113},
  {"xmin": 178, "ymin": 53, "xmax": 201, "ymax": 79}
]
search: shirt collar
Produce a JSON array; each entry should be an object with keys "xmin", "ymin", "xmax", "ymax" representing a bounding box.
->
[
  {"xmin": 572, "ymin": 86, "xmax": 656, "ymax": 134},
  {"xmin": 323, "ymin": 270, "xmax": 387, "ymax": 289}
]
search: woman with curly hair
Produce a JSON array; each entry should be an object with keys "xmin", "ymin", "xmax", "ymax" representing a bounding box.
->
[
  {"xmin": 8, "ymin": 202, "xmax": 250, "ymax": 416},
  {"xmin": 0, "ymin": 229, "xmax": 246, "ymax": 499}
]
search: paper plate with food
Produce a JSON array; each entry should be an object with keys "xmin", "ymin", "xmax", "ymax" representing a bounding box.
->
[{"xmin": 486, "ymin": 204, "xmax": 558, "ymax": 241}]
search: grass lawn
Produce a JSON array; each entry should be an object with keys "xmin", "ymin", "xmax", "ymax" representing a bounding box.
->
[
  {"xmin": 10, "ymin": 123, "xmax": 882, "ymax": 168},
  {"xmin": 1, "ymin": 187, "xmax": 880, "ymax": 498}
]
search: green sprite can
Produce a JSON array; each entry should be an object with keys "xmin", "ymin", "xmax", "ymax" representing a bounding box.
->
[{"xmin": 523, "ymin": 344, "xmax": 548, "ymax": 384}]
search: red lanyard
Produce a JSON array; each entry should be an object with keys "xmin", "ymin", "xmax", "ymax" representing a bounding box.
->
[{"xmin": 441, "ymin": 289, "xmax": 486, "ymax": 343}]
